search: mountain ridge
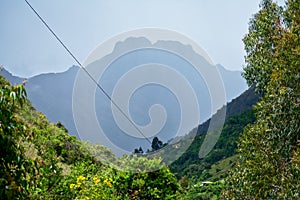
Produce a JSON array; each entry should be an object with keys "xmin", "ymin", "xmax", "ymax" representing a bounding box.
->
[
  {"xmin": 1, "ymin": 37, "xmax": 248, "ymax": 153},
  {"xmin": 1, "ymin": 63, "xmax": 247, "ymax": 141}
]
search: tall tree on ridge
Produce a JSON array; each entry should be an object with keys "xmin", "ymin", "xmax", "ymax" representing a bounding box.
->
[{"xmin": 224, "ymin": 0, "xmax": 300, "ymax": 199}]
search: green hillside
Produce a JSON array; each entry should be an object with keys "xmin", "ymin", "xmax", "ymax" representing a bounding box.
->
[
  {"xmin": 170, "ymin": 108, "xmax": 256, "ymax": 182},
  {"xmin": 0, "ymin": 75, "xmax": 183, "ymax": 199}
]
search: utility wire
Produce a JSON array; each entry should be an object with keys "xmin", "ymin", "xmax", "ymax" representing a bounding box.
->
[{"xmin": 24, "ymin": 0, "xmax": 152, "ymax": 144}]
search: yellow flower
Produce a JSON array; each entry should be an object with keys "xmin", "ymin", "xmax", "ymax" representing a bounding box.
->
[
  {"xmin": 104, "ymin": 178, "xmax": 113, "ymax": 188},
  {"xmin": 76, "ymin": 175, "xmax": 86, "ymax": 183},
  {"xmin": 93, "ymin": 177, "xmax": 100, "ymax": 184},
  {"xmin": 70, "ymin": 183, "xmax": 75, "ymax": 189}
]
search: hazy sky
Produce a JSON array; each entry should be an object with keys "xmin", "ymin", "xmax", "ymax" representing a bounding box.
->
[{"xmin": 1, "ymin": 0, "xmax": 285, "ymax": 78}]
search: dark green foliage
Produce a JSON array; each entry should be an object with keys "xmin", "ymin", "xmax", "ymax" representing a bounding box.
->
[
  {"xmin": 170, "ymin": 107, "xmax": 256, "ymax": 182},
  {"xmin": 161, "ymin": 87, "xmax": 260, "ymax": 199},
  {"xmin": 151, "ymin": 136, "xmax": 163, "ymax": 151},
  {"xmin": 134, "ymin": 146, "xmax": 144, "ymax": 154}
]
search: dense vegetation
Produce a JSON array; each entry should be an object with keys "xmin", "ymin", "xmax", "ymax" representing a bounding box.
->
[
  {"xmin": 170, "ymin": 109, "xmax": 255, "ymax": 181},
  {"xmin": 1, "ymin": 0, "xmax": 299, "ymax": 199},
  {"xmin": 0, "ymin": 75, "xmax": 182, "ymax": 199},
  {"xmin": 224, "ymin": 0, "xmax": 300, "ymax": 198},
  {"xmin": 166, "ymin": 87, "xmax": 259, "ymax": 199}
]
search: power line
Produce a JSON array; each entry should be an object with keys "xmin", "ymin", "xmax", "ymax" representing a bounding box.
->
[{"xmin": 24, "ymin": 0, "xmax": 152, "ymax": 144}]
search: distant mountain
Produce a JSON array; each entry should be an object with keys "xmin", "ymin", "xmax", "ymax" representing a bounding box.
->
[
  {"xmin": 1, "ymin": 37, "xmax": 248, "ymax": 153},
  {"xmin": 1, "ymin": 66, "xmax": 79, "ymax": 136},
  {"xmin": 26, "ymin": 66, "xmax": 79, "ymax": 136},
  {"xmin": 0, "ymin": 68, "xmax": 25, "ymax": 85},
  {"xmin": 215, "ymin": 64, "xmax": 248, "ymax": 100}
]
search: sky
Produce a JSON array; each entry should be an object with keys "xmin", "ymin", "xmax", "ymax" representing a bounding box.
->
[{"xmin": 0, "ymin": 0, "xmax": 285, "ymax": 78}]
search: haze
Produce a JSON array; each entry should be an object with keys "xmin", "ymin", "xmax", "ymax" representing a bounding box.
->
[{"xmin": 0, "ymin": 0, "xmax": 285, "ymax": 77}]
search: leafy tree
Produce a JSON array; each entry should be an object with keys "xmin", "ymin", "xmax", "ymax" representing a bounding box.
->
[
  {"xmin": 224, "ymin": 0, "xmax": 300, "ymax": 199},
  {"xmin": 138, "ymin": 146, "xmax": 144, "ymax": 154},
  {"xmin": 151, "ymin": 136, "xmax": 163, "ymax": 151},
  {"xmin": 0, "ymin": 76, "xmax": 31, "ymax": 198},
  {"xmin": 114, "ymin": 155, "xmax": 182, "ymax": 199}
]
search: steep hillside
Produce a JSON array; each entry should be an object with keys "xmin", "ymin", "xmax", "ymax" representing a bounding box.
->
[
  {"xmin": 25, "ymin": 66, "xmax": 79, "ymax": 137},
  {"xmin": 169, "ymin": 87, "xmax": 260, "ymax": 181}
]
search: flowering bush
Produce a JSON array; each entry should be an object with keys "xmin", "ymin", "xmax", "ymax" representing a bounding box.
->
[
  {"xmin": 69, "ymin": 167, "xmax": 117, "ymax": 200},
  {"xmin": 67, "ymin": 156, "xmax": 183, "ymax": 200}
]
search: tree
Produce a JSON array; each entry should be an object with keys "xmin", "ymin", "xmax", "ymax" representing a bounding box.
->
[
  {"xmin": 138, "ymin": 146, "xmax": 143, "ymax": 154},
  {"xmin": 223, "ymin": 0, "xmax": 300, "ymax": 199},
  {"xmin": 56, "ymin": 121, "xmax": 68, "ymax": 133},
  {"xmin": 133, "ymin": 146, "xmax": 144, "ymax": 154},
  {"xmin": 115, "ymin": 155, "xmax": 182, "ymax": 199},
  {"xmin": 0, "ymin": 76, "xmax": 30, "ymax": 198},
  {"xmin": 151, "ymin": 137, "xmax": 163, "ymax": 151}
]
